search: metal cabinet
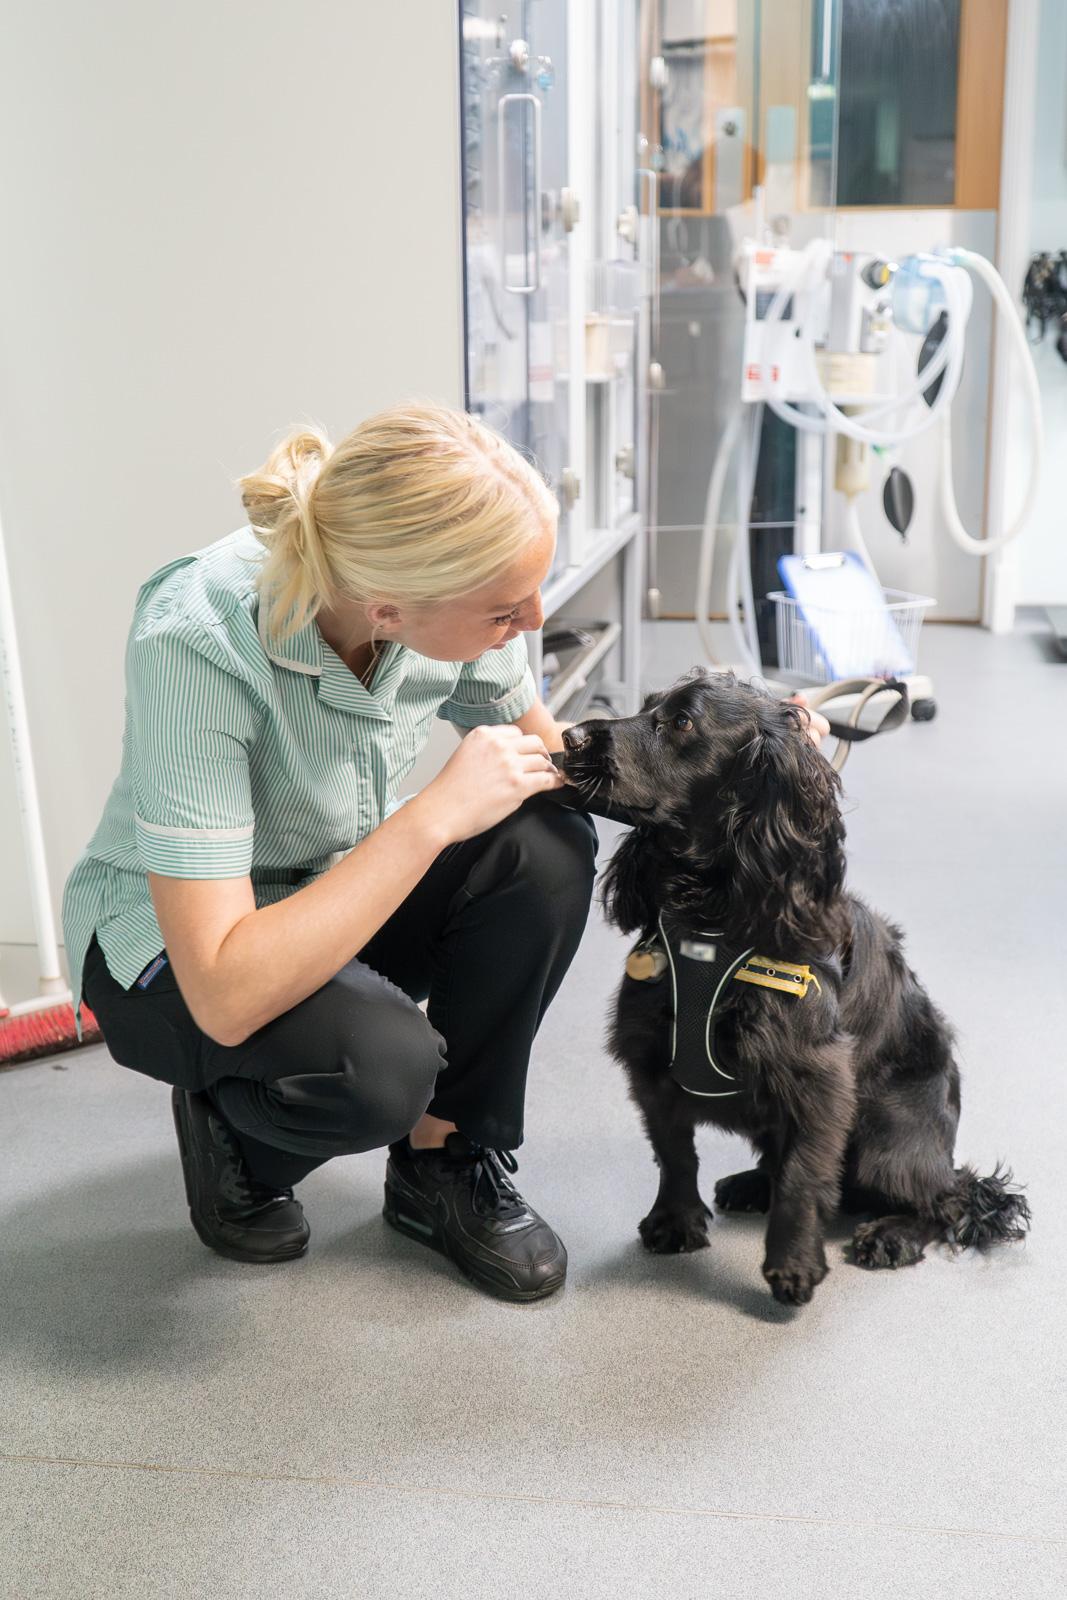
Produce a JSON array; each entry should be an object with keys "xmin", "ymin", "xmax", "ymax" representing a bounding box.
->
[{"xmin": 459, "ymin": 0, "xmax": 647, "ymax": 717}]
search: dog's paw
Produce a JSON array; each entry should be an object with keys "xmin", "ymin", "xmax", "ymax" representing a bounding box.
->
[
  {"xmin": 714, "ymin": 1168, "xmax": 771, "ymax": 1214},
  {"xmin": 762, "ymin": 1252, "xmax": 829, "ymax": 1306},
  {"xmin": 850, "ymin": 1217, "xmax": 927, "ymax": 1270},
  {"xmin": 638, "ymin": 1201, "xmax": 713, "ymax": 1254}
]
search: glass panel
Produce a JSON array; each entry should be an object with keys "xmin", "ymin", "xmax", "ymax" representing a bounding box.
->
[
  {"xmin": 649, "ymin": 1, "xmax": 747, "ymax": 214},
  {"xmin": 526, "ymin": 0, "xmax": 574, "ymax": 574},
  {"xmin": 567, "ymin": 0, "xmax": 645, "ymax": 538},
  {"xmin": 834, "ymin": 0, "xmax": 961, "ymax": 207},
  {"xmin": 807, "ymin": 0, "xmax": 838, "ymax": 207},
  {"xmin": 460, "ymin": 11, "xmax": 530, "ymax": 448},
  {"xmin": 592, "ymin": 259, "xmax": 642, "ymax": 524},
  {"xmin": 634, "ymin": 0, "xmax": 841, "ymax": 623},
  {"xmin": 459, "ymin": 0, "xmax": 575, "ymax": 580}
]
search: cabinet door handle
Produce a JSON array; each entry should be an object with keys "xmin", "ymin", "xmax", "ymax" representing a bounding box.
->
[{"xmin": 498, "ymin": 92, "xmax": 543, "ymax": 295}]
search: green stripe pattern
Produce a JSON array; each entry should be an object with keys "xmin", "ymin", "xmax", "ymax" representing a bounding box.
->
[{"xmin": 62, "ymin": 526, "xmax": 537, "ymax": 1039}]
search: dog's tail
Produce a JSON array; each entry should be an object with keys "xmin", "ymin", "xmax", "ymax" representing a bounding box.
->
[{"xmin": 932, "ymin": 1163, "xmax": 1031, "ymax": 1250}]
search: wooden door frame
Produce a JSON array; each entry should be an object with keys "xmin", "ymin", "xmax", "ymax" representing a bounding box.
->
[{"xmin": 641, "ymin": 0, "xmax": 1009, "ymax": 217}]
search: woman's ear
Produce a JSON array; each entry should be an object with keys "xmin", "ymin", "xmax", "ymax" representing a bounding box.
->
[
  {"xmin": 366, "ymin": 601, "xmax": 401, "ymax": 632},
  {"xmin": 718, "ymin": 705, "xmax": 848, "ymax": 956}
]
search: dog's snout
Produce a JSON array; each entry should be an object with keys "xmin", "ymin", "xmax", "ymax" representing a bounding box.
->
[{"xmin": 562, "ymin": 723, "xmax": 594, "ymax": 753}]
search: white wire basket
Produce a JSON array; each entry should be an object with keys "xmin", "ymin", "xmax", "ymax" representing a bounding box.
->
[{"xmin": 769, "ymin": 587, "xmax": 935, "ymax": 685}]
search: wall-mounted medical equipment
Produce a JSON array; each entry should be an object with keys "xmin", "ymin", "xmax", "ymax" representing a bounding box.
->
[{"xmin": 698, "ymin": 231, "xmax": 1045, "ymax": 712}]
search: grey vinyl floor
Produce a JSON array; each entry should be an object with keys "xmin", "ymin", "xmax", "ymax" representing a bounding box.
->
[{"xmin": 2, "ymin": 618, "xmax": 1065, "ymax": 1599}]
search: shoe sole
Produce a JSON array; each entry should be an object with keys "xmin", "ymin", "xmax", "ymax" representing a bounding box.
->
[
  {"xmin": 186, "ymin": 1208, "xmax": 308, "ymax": 1265},
  {"xmin": 172, "ymin": 1091, "xmax": 308, "ymax": 1265},
  {"xmin": 382, "ymin": 1186, "xmax": 565, "ymax": 1303}
]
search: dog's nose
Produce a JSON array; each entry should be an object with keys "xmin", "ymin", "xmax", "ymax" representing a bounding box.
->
[{"xmin": 562, "ymin": 723, "xmax": 594, "ymax": 753}]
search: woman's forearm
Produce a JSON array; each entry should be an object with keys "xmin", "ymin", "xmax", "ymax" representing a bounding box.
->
[
  {"xmin": 208, "ymin": 795, "xmax": 450, "ymax": 1045},
  {"xmin": 512, "ymin": 697, "xmax": 572, "ymax": 753}
]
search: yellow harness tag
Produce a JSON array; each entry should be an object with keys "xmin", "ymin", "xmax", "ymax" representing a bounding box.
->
[{"xmin": 734, "ymin": 956, "xmax": 822, "ymax": 999}]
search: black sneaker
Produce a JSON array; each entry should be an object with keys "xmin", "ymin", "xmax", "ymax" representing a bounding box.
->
[
  {"xmin": 171, "ymin": 1088, "xmax": 310, "ymax": 1264},
  {"xmin": 383, "ymin": 1131, "xmax": 567, "ymax": 1302}
]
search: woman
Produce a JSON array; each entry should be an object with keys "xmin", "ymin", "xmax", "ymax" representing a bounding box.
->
[{"xmin": 61, "ymin": 401, "xmax": 600, "ymax": 1304}]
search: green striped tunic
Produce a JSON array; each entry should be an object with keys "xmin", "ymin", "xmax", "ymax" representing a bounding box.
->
[{"xmin": 62, "ymin": 526, "xmax": 538, "ymax": 1040}]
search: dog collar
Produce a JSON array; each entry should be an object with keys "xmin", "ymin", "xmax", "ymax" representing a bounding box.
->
[{"xmin": 625, "ymin": 912, "xmax": 822, "ymax": 1098}]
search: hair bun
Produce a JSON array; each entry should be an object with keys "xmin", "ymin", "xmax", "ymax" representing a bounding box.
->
[{"xmin": 238, "ymin": 425, "xmax": 333, "ymax": 534}]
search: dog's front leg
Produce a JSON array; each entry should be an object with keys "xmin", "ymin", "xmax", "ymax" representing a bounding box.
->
[
  {"xmin": 762, "ymin": 1050, "xmax": 854, "ymax": 1305},
  {"xmin": 632, "ymin": 1081, "xmax": 713, "ymax": 1254}
]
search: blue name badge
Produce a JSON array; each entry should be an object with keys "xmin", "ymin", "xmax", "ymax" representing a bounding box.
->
[{"xmin": 136, "ymin": 954, "xmax": 169, "ymax": 990}]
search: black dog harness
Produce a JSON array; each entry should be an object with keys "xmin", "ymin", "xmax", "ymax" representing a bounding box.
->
[{"xmin": 627, "ymin": 911, "xmax": 821, "ymax": 1097}]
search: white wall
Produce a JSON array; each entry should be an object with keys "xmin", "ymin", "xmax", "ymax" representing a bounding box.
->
[
  {"xmin": 0, "ymin": 1, "xmax": 464, "ymax": 952},
  {"xmin": 1017, "ymin": 0, "xmax": 1067, "ymax": 604}
]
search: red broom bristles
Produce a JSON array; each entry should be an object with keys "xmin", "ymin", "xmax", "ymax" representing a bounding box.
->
[{"xmin": 0, "ymin": 1002, "xmax": 103, "ymax": 1066}]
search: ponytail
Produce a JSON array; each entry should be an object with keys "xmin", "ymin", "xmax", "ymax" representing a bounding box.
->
[{"xmin": 238, "ymin": 426, "xmax": 336, "ymax": 639}]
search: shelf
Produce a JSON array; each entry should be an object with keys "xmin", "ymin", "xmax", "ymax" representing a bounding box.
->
[
  {"xmin": 545, "ymin": 620, "xmax": 622, "ymax": 717},
  {"xmin": 542, "ymin": 517, "xmax": 641, "ymax": 617}
]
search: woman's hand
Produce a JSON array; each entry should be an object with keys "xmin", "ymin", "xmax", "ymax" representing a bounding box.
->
[
  {"xmin": 786, "ymin": 692, "xmax": 832, "ymax": 750},
  {"xmin": 416, "ymin": 723, "xmax": 564, "ymax": 845}
]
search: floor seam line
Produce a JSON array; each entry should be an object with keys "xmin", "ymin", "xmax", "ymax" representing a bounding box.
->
[{"xmin": 1, "ymin": 1450, "xmax": 1062, "ymax": 1550}]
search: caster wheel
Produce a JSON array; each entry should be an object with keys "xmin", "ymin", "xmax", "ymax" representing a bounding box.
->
[{"xmin": 911, "ymin": 698, "xmax": 937, "ymax": 722}]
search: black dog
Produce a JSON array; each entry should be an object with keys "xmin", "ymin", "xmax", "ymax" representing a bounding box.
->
[{"xmin": 560, "ymin": 669, "xmax": 1030, "ymax": 1307}]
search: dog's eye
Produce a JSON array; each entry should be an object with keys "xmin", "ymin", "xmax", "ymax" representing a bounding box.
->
[{"xmin": 673, "ymin": 713, "xmax": 694, "ymax": 732}]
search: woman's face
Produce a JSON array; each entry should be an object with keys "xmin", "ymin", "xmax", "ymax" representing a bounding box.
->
[{"xmin": 389, "ymin": 522, "xmax": 557, "ymax": 663}]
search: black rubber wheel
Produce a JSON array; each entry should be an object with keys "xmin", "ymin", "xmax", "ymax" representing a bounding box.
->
[{"xmin": 911, "ymin": 698, "xmax": 937, "ymax": 722}]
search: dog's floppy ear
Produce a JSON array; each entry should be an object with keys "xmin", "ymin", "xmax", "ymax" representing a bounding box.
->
[
  {"xmin": 715, "ymin": 702, "xmax": 848, "ymax": 956},
  {"xmin": 600, "ymin": 826, "xmax": 660, "ymax": 934}
]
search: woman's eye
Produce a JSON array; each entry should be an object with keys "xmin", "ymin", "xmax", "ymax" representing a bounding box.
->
[
  {"xmin": 493, "ymin": 614, "xmax": 517, "ymax": 627},
  {"xmin": 673, "ymin": 713, "xmax": 693, "ymax": 732}
]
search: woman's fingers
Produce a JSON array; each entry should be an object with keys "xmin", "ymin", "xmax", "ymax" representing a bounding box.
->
[
  {"xmin": 786, "ymin": 692, "xmax": 831, "ymax": 746},
  {"xmin": 519, "ymin": 749, "xmax": 564, "ymax": 783},
  {"xmin": 513, "ymin": 732, "xmax": 555, "ymax": 758}
]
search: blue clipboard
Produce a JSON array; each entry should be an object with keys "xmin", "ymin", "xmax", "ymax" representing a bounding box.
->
[{"xmin": 777, "ymin": 552, "xmax": 916, "ymax": 679}]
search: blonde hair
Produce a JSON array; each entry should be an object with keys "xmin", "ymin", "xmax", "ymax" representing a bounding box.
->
[{"xmin": 237, "ymin": 400, "xmax": 558, "ymax": 643}]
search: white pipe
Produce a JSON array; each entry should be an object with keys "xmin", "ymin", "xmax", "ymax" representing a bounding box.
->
[
  {"xmin": 939, "ymin": 246, "xmax": 1044, "ymax": 556},
  {"xmin": 758, "ymin": 237, "xmax": 969, "ymax": 447},
  {"xmin": 735, "ymin": 403, "xmax": 764, "ymax": 669},
  {"xmin": 756, "ymin": 239, "xmax": 1043, "ymax": 557},
  {"xmin": 725, "ymin": 522, "xmax": 761, "ymax": 677},
  {"xmin": 0, "ymin": 504, "xmax": 67, "ymax": 1001},
  {"xmin": 843, "ymin": 498, "xmax": 880, "ymax": 579},
  {"xmin": 696, "ymin": 407, "xmax": 741, "ymax": 666},
  {"xmin": 695, "ymin": 241, "xmax": 1040, "ymax": 691},
  {"xmin": 696, "ymin": 403, "xmax": 763, "ymax": 678}
]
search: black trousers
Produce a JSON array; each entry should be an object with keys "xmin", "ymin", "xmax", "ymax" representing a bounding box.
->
[{"xmin": 81, "ymin": 796, "xmax": 598, "ymax": 1189}]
